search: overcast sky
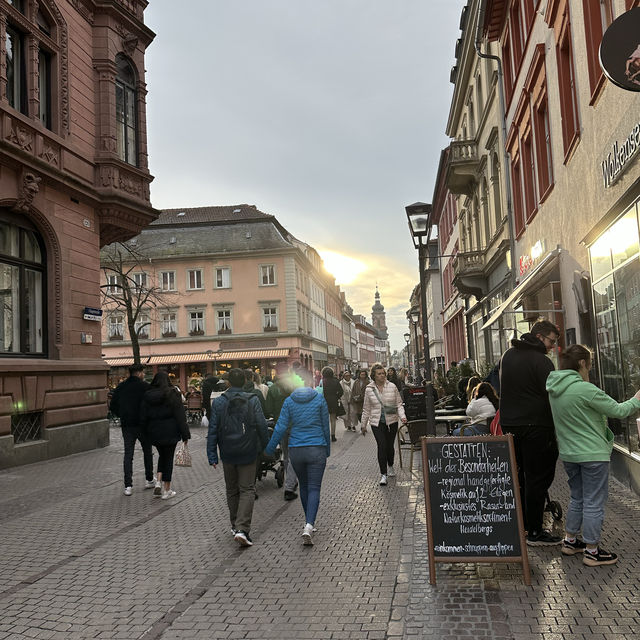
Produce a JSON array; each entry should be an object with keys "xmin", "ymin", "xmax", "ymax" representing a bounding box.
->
[{"xmin": 144, "ymin": 0, "xmax": 466, "ymax": 352}]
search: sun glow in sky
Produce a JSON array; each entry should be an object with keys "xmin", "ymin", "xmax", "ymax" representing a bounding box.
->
[{"xmin": 319, "ymin": 250, "xmax": 368, "ymax": 285}]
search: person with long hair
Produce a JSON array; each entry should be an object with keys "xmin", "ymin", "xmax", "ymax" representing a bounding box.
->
[
  {"xmin": 351, "ymin": 369, "xmax": 369, "ymax": 432},
  {"xmin": 465, "ymin": 376, "xmax": 482, "ymax": 403},
  {"xmin": 361, "ymin": 363, "xmax": 407, "ymax": 486},
  {"xmin": 140, "ymin": 371, "xmax": 190, "ymax": 500},
  {"xmin": 321, "ymin": 366, "xmax": 343, "ymax": 443},
  {"xmin": 546, "ymin": 344, "xmax": 640, "ymax": 566},
  {"xmin": 453, "ymin": 382, "xmax": 498, "ymax": 436},
  {"xmin": 264, "ymin": 374, "xmax": 330, "ymax": 546}
]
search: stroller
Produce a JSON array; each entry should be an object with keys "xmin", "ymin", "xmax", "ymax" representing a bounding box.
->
[{"xmin": 257, "ymin": 419, "xmax": 285, "ymax": 487}]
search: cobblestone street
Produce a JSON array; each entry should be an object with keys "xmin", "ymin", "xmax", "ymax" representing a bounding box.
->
[{"xmin": 1, "ymin": 423, "xmax": 639, "ymax": 639}]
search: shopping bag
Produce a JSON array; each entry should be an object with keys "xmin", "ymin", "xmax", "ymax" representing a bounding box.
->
[
  {"xmin": 201, "ymin": 414, "xmax": 209, "ymax": 428},
  {"xmin": 175, "ymin": 441, "xmax": 192, "ymax": 467}
]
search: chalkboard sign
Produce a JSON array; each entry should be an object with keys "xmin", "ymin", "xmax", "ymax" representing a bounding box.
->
[
  {"xmin": 403, "ymin": 386, "xmax": 427, "ymax": 421},
  {"xmin": 421, "ymin": 434, "xmax": 530, "ymax": 585}
]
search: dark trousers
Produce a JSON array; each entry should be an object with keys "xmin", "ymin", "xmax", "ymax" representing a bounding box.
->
[
  {"xmin": 223, "ymin": 461, "xmax": 257, "ymax": 534},
  {"xmin": 371, "ymin": 422, "xmax": 398, "ymax": 474},
  {"xmin": 122, "ymin": 426, "xmax": 154, "ymax": 487},
  {"xmin": 155, "ymin": 443, "xmax": 178, "ymax": 482},
  {"xmin": 503, "ymin": 425, "xmax": 558, "ymax": 533}
]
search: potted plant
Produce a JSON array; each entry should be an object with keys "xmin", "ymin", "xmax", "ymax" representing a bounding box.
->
[
  {"xmin": 189, "ymin": 329, "xmax": 204, "ymax": 336},
  {"xmin": 162, "ymin": 331, "xmax": 177, "ymax": 338},
  {"xmin": 109, "ymin": 332, "xmax": 123, "ymax": 341}
]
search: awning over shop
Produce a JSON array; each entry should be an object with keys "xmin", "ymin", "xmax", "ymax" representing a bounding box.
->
[
  {"xmin": 480, "ymin": 248, "xmax": 561, "ymax": 332},
  {"xmin": 105, "ymin": 348, "xmax": 290, "ymax": 367}
]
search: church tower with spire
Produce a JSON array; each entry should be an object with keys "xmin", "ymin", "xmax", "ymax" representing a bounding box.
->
[{"xmin": 371, "ymin": 286, "xmax": 388, "ymax": 340}]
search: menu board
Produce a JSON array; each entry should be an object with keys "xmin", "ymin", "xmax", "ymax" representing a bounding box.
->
[
  {"xmin": 403, "ymin": 386, "xmax": 427, "ymax": 421},
  {"xmin": 421, "ymin": 434, "xmax": 530, "ymax": 585}
]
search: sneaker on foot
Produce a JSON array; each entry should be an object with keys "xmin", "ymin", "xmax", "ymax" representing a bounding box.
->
[
  {"xmin": 153, "ymin": 484, "xmax": 162, "ymax": 498},
  {"xmin": 379, "ymin": 474, "xmax": 388, "ymax": 486},
  {"xmin": 387, "ymin": 465, "xmax": 396, "ymax": 477},
  {"xmin": 234, "ymin": 531, "xmax": 253, "ymax": 547},
  {"xmin": 526, "ymin": 530, "xmax": 562, "ymax": 546},
  {"xmin": 583, "ymin": 547, "xmax": 618, "ymax": 566},
  {"xmin": 161, "ymin": 489, "xmax": 176, "ymax": 500},
  {"xmin": 302, "ymin": 523, "xmax": 314, "ymax": 546},
  {"xmin": 331, "ymin": 435, "xmax": 337, "ymax": 442},
  {"xmin": 144, "ymin": 477, "xmax": 157, "ymax": 489},
  {"xmin": 284, "ymin": 490, "xmax": 298, "ymax": 501},
  {"xmin": 231, "ymin": 527, "xmax": 237, "ymax": 537},
  {"xmin": 561, "ymin": 538, "xmax": 587, "ymax": 556},
  {"xmin": 124, "ymin": 486, "xmax": 132, "ymax": 496}
]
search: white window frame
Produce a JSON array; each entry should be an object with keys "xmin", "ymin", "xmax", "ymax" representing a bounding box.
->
[
  {"xmin": 259, "ymin": 264, "xmax": 276, "ymax": 286},
  {"xmin": 108, "ymin": 314, "xmax": 124, "ymax": 339},
  {"xmin": 134, "ymin": 312, "xmax": 150, "ymax": 338},
  {"xmin": 216, "ymin": 308, "xmax": 232, "ymax": 333},
  {"xmin": 106, "ymin": 274, "xmax": 121, "ymax": 295},
  {"xmin": 187, "ymin": 269, "xmax": 203, "ymax": 290},
  {"xmin": 160, "ymin": 270, "xmax": 176, "ymax": 291},
  {"xmin": 262, "ymin": 306, "xmax": 278, "ymax": 331},
  {"xmin": 132, "ymin": 272, "xmax": 147, "ymax": 292},
  {"xmin": 161, "ymin": 311, "xmax": 177, "ymax": 335},
  {"xmin": 188, "ymin": 310, "xmax": 205, "ymax": 334},
  {"xmin": 214, "ymin": 266, "xmax": 231, "ymax": 289}
]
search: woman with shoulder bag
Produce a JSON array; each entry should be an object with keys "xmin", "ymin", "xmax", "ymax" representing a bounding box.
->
[
  {"xmin": 361, "ymin": 363, "xmax": 407, "ymax": 486},
  {"xmin": 140, "ymin": 371, "xmax": 191, "ymax": 500}
]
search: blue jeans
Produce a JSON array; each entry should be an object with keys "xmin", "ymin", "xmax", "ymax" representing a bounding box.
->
[
  {"xmin": 288, "ymin": 446, "xmax": 327, "ymax": 525},
  {"xmin": 563, "ymin": 461, "xmax": 609, "ymax": 545}
]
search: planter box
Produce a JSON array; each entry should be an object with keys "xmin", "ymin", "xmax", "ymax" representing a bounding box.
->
[
  {"xmin": 162, "ymin": 331, "xmax": 176, "ymax": 338},
  {"xmin": 218, "ymin": 328, "xmax": 232, "ymax": 335},
  {"xmin": 189, "ymin": 330, "xmax": 204, "ymax": 336},
  {"xmin": 109, "ymin": 334, "xmax": 123, "ymax": 341},
  {"xmin": 263, "ymin": 326, "xmax": 278, "ymax": 332}
]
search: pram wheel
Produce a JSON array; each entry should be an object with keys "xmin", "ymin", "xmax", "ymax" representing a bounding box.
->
[
  {"xmin": 275, "ymin": 464, "xmax": 285, "ymax": 488},
  {"xmin": 546, "ymin": 499, "xmax": 563, "ymax": 521}
]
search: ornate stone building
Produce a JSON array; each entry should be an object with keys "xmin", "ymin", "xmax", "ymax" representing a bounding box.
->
[{"xmin": 0, "ymin": 0, "xmax": 156, "ymax": 467}]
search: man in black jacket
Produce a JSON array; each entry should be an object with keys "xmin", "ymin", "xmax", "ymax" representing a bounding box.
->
[
  {"xmin": 500, "ymin": 319, "xmax": 560, "ymax": 546},
  {"xmin": 110, "ymin": 364, "xmax": 154, "ymax": 496},
  {"xmin": 201, "ymin": 373, "xmax": 219, "ymax": 420}
]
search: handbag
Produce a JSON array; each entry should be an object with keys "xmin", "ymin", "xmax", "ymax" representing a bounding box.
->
[
  {"xmin": 336, "ymin": 398, "xmax": 346, "ymax": 417},
  {"xmin": 201, "ymin": 414, "xmax": 209, "ymax": 428},
  {"xmin": 175, "ymin": 441, "xmax": 192, "ymax": 467}
]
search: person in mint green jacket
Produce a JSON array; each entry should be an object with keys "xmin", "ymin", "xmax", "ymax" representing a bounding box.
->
[{"xmin": 546, "ymin": 344, "xmax": 640, "ymax": 567}]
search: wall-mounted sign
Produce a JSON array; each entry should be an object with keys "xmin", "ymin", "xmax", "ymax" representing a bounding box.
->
[
  {"xmin": 601, "ymin": 121, "xmax": 640, "ymax": 188},
  {"xmin": 83, "ymin": 307, "xmax": 103, "ymax": 321},
  {"xmin": 600, "ymin": 8, "xmax": 640, "ymax": 92},
  {"xmin": 519, "ymin": 240, "xmax": 545, "ymax": 278}
]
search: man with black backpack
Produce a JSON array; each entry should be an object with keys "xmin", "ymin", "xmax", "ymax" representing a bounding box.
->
[{"xmin": 207, "ymin": 368, "xmax": 269, "ymax": 547}]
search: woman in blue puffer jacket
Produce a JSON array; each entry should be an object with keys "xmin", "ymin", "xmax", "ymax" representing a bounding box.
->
[{"xmin": 265, "ymin": 382, "xmax": 330, "ymax": 546}]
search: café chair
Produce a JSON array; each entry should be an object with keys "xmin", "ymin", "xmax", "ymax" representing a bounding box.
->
[{"xmin": 397, "ymin": 419, "xmax": 431, "ymax": 476}]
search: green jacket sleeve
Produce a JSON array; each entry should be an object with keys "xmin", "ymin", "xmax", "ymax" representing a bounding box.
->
[{"xmin": 587, "ymin": 388, "xmax": 640, "ymax": 419}]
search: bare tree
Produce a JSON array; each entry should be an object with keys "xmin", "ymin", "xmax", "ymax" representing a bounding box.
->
[{"xmin": 101, "ymin": 242, "xmax": 174, "ymax": 365}]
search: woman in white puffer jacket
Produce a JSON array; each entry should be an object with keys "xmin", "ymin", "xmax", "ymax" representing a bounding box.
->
[
  {"xmin": 361, "ymin": 363, "xmax": 407, "ymax": 486},
  {"xmin": 454, "ymin": 382, "xmax": 499, "ymax": 435}
]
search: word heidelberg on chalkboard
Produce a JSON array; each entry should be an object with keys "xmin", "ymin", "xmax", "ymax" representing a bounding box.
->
[{"xmin": 421, "ymin": 434, "xmax": 530, "ymax": 585}]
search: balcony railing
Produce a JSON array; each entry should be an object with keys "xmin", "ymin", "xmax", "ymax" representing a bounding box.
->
[
  {"xmin": 453, "ymin": 250, "xmax": 485, "ymax": 278},
  {"xmin": 446, "ymin": 139, "xmax": 480, "ymax": 196}
]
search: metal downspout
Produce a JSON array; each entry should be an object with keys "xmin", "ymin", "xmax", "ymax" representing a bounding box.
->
[{"xmin": 474, "ymin": 0, "xmax": 517, "ymax": 293}]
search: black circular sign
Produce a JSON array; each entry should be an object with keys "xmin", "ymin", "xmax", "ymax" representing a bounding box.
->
[{"xmin": 600, "ymin": 8, "xmax": 640, "ymax": 92}]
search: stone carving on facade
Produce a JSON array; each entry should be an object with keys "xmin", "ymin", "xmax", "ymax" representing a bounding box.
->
[
  {"xmin": 66, "ymin": 0, "xmax": 94, "ymax": 23},
  {"xmin": 40, "ymin": 143, "xmax": 59, "ymax": 166},
  {"xmin": 118, "ymin": 173, "xmax": 142, "ymax": 196},
  {"xmin": 7, "ymin": 123, "xmax": 34, "ymax": 152},
  {"xmin": 100, "ymin": 166, "xmax": 116, "ymax": 188},
  {"xmin": 13, "ymin": 172, "xmax": 42, "ymax": 213},
  {"xmin": 101, "ymin": 136, "xmax": 117, "ymax": 153},
  {"xmin": 115, "ymin": 23, "xmax": 139, "ymax": 55}
]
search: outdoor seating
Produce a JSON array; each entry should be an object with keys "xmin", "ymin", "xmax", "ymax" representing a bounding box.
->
[{"xmin": 397, "ymin": 419, "xmax": 431, "ymax": 475}]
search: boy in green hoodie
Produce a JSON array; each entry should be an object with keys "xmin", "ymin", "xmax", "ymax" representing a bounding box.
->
[{"xmin": 546, "ymin": 344, "xmax": 640, "ymax": 566}]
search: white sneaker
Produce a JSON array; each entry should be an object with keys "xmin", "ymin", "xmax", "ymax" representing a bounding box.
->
[
  {"xmin": 153, "ymin": 483, "xmax": 162, "ymax": 498},
  {"xmin": 302, "ymin": 523, "xmax": 314, "ymax": 546},
  {"xmin": 161, "ymin": 489, "xmax": 176, "ymax": 500},
  {"xmin": 124, "ymin": 486, "xmax": 132, "ymax": 496},
  {"xmin": 379, "ymin": 474, "xmax": 388, "ymax": 486},
  {"xmin": 387, "ymin": 466, "xmax": 396, "ymax": 477},
  {"xmin": 144, "ymin": 477, "xmax": 157, "ymax": 489}
]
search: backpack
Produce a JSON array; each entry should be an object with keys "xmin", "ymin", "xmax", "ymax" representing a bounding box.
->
[{"xmin": 219, "ymin": 394, "xmax": 256, "ymax": 459}]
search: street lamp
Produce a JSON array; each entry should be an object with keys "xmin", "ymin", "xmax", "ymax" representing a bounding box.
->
[
  {"xmin": 409, "ymin": 308, "xmax": 421, "ymax": 381},
  {"xmin": 406, "ymin": 201, "xmax": 437, "ymax": 436},
  {"xmin": 403, "ymin": 332, "xmax": 410, "ymax": 369},
  {"xmin": 206, "ymin": 348, "xmax": 223, "ymax": 376}
]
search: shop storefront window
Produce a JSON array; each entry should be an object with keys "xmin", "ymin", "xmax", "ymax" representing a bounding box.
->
[{"xmin": 590, "ymin": 204, "xmax": 640, "ymax": 452}]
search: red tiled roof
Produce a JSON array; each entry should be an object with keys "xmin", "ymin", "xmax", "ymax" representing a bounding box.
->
[{"xmin": 152, "ymin": 205, "xmax": 273, "ymax": 226}]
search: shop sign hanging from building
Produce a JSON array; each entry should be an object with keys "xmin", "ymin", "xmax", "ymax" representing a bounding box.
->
[{"xmin": 600, "ymin": 8, "xmax": 640, "ymax": 93}]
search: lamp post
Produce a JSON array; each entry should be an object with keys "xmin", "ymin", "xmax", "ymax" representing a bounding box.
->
[
  {"xmin": 206, "ymin": 348, "xmax": 222, "ymax": 376},
  {"xmin": 410, "ymin": 309, "xmax": 421, "ymax": 381},
  {"xmin": 406, "ymin": 202, "xmax": 437, "ymax": 436},
  {"xmin": 403, "ymin": 332, "xmax": 410, "ymax": 369}
]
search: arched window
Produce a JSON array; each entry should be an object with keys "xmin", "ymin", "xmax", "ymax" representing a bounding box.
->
[
  {"xmin": 115, "ymin": 54, "xmax": 138, "ymax": 166},
  {"xmin": 0, "ymin": 214, "xmax": 46, "ymax": 355}
]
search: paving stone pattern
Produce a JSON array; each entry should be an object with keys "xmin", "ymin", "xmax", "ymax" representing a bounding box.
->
[{"xmin": 1, "ymin": 424, "xmax": 639, "ymax": 639}]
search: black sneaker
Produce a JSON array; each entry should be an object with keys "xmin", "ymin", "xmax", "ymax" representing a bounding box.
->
[
  {"xmin": 583, "ymin": 547, "xmax": 618, "ymax": 567},
  {"xmin": 561, "ymin": 538, "xmax": 587, "ymax": 555},
  {"xmin": 526, "ymin": 530, "xmax": 562, "ymax": 546},
  {"xmin": 331, "ymin": 435, "xmax": 337, "ymax": 442},
  {"xmin": 284, "ymin": 490, "xmax": 298, "ymax": 501}
]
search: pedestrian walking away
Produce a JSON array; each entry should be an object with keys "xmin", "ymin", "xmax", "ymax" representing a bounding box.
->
[
  {"xmin": 546, "ymin": 344, "xmax": 640, "ymax": 566},
  {"xmin": 340, "ymin": 370, "xmax": 357, "ymax": 431},
  {"xmin": 264, "ymin": 382, "xmax": 331, "ymax": 546},
  {"xmin": 109, "ymin": 364, "xmax": 155, "ymax": 496},
  {"xmin": 351, "ymin": 368, "xmax": 370, "ymax": 433},
  {"xmin": 499, "ymin": 319, "xmax": 561, "ymax": 546},
  {"xmin": 139, "ymin": 371, "xmax": 191, "ymax": 500},
  {"xmin": 265, "ymin": 362, "xmax": 300, "ymax": 501},
  {"xmin": 361, "ymin": 363, "xmax": 407, "ymax": 486},
  {"xmin": 321, "ymin": 366, "xmax": 343, "ymax": 442},
  {"xmin": 207, "ymin": 368, "xmax": 269, "ymax": 547}
]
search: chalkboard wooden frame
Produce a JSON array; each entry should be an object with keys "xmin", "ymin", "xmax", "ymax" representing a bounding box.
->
[{"xmin": 420, "ymin": 433, "xmax": 531, "ymax": 586}]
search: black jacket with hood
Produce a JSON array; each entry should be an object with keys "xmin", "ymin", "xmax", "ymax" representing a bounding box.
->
[
  {"xmin": 140, "ymin": 387, "xmax": 190, "ymax": 446},
  {"xmin": 499, "ymin": 333, "xmax": 555, "ymax": 428},
  {"xmin": 110, "ymin": 375, "xmax": 150, "ymax": 431}
]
